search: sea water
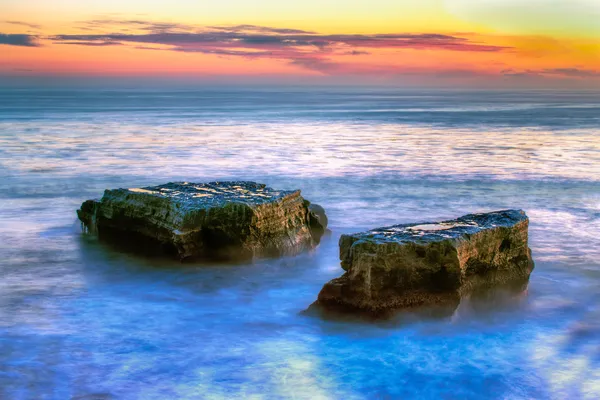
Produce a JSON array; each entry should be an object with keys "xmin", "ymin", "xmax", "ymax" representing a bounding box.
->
[{"xmin": 1, "ymin": 85, "xmax": 599, "ymax": 399}]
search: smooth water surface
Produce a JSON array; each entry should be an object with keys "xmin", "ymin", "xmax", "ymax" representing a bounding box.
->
[{"xmin": 1, "ymin": 86, "xmax": 600, "ymax": 399}]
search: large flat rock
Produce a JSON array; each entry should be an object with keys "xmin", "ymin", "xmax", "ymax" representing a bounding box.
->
[
  {"xmin": 77, "ymin": 181, "xmax": 327, "ymax": 260},
  {"xmin": 312, "ymin": 210, "xmax": 534, "ymax": 316}
]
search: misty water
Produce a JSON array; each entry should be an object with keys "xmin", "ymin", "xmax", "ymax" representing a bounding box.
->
[{"xmin": 1, "ymin": 86, "xmax": 600, "ymax": 399}]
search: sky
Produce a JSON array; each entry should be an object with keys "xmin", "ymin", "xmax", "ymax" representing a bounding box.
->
[{"xmin": 1, "ymin": 0, "xmax": 599, "ymax": 87}]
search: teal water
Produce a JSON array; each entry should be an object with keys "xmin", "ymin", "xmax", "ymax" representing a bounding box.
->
[{"xmin": 1, "ymin": 86, "xmax": 600, "ymax": 399}]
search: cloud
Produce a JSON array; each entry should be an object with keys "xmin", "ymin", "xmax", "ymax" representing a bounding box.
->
[
  {"xmin": 133, "ymin": 45, "xmax": 166, "ymax": 51},
  {"xmin": 40, "ymin": 22, "xmax": 509, "ymax": 73},
  {"xmin": 208, "ymin": 25, "xmax": 315, "ymax": 35},
  {"xmin": 0, "ymin": 33, "xmax": 40, "ymax": 47},
  {"xmin": 501, "ymin": 69, "xmax": 544, "ymax": 79},
  {"xmin": 3, "ymin": 21, "xmax": 42, "ymax": 30},
  {"xmin": 502, "ymin": 68, "xmax": 600, "ymax": 79},
  {"xmin": 543, "ymin": 68, "xmax": 600, "ymax": 78},
  {"xmin": 50, "ymin": 22, "xmax": 509, "ymax": 54},
  {"xmin": 55, "ymin": 41, "xmax": 124, "ymax": 47},
  {"xmin": 78, "ymin": 19, "xmax": 196, "ymax": 33},
  {"xmin": 171, "ymin": 47, "xmax": 275, "ymax": 58},
  {"xmin": 50, "ymin": 25, "xmax": 507, "ymax": 55},
  {"xmin": 344, "ymin": 50, "xmax": 371, "ymax": 55},
  {"xmin": 5, "ymin": 21, "xmax": 510, "ymax": 75},
  {"xmin": 47, "ymin": 26, "xmax": 507, "ymax": 74},
  {"xmin": 288, "ymin": 57, "xmax": 340, "ymax": 72}
]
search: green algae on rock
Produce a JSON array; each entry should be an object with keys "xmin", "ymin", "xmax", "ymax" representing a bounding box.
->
[
  {"xmin": 312, "ymin": 210, "xmax": 534, "ymax": 316},
  {"xmin": 77, "ymin": 181, "xmax": 327, "ymax": 261}
]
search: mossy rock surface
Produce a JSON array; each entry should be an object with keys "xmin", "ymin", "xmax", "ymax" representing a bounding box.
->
[
  {"xmin": 313, "ymin": 210, "xmax": 534, "ymax": 316},
  {"xmin": 77, "ymin": 181, "xmax": 327, "ymax": 261}
]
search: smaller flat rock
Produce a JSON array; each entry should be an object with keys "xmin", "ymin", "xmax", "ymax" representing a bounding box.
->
[
  {"xmin": 77, "ymin": 181, "xmax": 327, "ymax": 261},
  {"xmin": 312, "ymin": 210, "xmax": 534, "ymax": 316}
]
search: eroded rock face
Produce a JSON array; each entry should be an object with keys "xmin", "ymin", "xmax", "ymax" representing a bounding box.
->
[
  {"xmin": 312, "ymin": 210, "xmax": 534, "ymax": 316},
  {"xmin": 77, "ymin": 181, "xmax": 327, "ymax": 261}
]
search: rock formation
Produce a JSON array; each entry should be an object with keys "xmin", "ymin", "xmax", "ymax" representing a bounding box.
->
[
  {"xmin": 312, "ymin": 210, "xmax": 534, "ymax": 316},
  {"xmin": 77, "ymin": 181, "xmax": 327, "ymax": 261}
]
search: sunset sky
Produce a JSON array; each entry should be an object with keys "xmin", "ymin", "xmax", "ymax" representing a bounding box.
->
[{"xmin": 1, "ymin": 0, "xmax": 600, "ymax": 87}]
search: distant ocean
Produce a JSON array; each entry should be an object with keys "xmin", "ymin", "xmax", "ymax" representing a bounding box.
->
[{"xmin": 1, "ymin": 86, "xmax": 600, "ymax": 399}]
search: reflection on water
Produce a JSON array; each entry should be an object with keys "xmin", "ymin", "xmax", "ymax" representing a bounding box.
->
[
  {"xmin": 2, "ymin": 121, "xmax": 600, "ymax": 182},
  {"xmin": 1, "ymin": 87, "xmax": 600, "ymax": 399}
]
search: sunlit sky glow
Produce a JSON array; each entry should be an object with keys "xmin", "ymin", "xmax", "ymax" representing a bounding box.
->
[{"xmin": 1, "ymin": 0, "xmax": 599, "ymax": 87}]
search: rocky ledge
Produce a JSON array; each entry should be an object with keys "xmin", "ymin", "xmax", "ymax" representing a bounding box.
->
[
  {"xmin": 312, "ymin": 210, "xmax": 534, "ymax": 316},
  {"xmin": 77, "ymin": 181, "xmax": 327, "ymax": 261}
]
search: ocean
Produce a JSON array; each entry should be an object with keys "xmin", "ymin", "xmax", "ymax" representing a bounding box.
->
[{"xmin": 1, "ymin": 85, "xmax": 599, "ymax": 399}]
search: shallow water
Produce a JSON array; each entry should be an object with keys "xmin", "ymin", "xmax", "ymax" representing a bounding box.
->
[{"xmin": 1, "ymin": 86, "xmax": 600, "ymax": 399}]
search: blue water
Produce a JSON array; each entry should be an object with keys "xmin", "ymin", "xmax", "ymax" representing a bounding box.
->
[{"xmin": 1, "ymin": 85, "xmax": 600, "ymax": 399}]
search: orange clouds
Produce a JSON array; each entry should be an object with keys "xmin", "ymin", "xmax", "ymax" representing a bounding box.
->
[{"xmin": 1, "ymin": 19, "xmax": 599, "ymax": 87}]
